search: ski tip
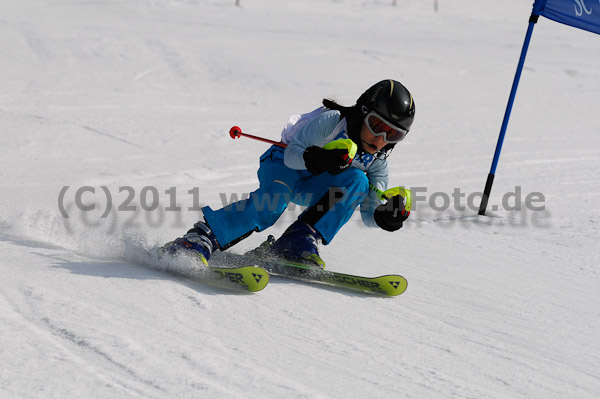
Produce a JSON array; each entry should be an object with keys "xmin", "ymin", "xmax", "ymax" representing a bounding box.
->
[
  {"xmin": 377, "ymin": 275, "xmax": 408, "ymax": 296},
  {"xmin": 211, "ymin": 265, "xmax": 270, "ymax": 292},
  {"xmin": 246, "ymin": 266, "xmax": 270, "ymax": 292}
]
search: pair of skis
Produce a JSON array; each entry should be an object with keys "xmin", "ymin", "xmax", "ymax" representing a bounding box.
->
[{"xmin": 201, "ymin": 254, "xmax": 407, "ymax": 297}]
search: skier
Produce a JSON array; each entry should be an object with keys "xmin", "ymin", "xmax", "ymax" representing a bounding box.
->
[{"xmin": 162, "ymin": 79, "xmax": 416, "ymax": 268}]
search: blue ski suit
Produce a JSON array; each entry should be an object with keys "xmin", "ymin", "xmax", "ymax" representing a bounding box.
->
[{"xmin": 202, "ymin": 107, "xmax": 389, "ymax": 249}]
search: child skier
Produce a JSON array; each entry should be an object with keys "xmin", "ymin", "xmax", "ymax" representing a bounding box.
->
[{"xmin": 162, "ymin": 79, "xmax": 416, "ymax": 267}]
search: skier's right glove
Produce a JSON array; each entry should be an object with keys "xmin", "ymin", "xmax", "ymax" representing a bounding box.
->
[
  {"xmin": 303, "ymin": 146, "xmax": 352, "ymax": 175},
  {"xmin": 374, "ymin": 194, "xmax": 410, "ymax": 232}
]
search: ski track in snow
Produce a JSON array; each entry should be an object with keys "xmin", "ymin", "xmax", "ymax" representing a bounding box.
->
[{"xmin": 1, "ymin": 0, "xmax": 600, "ymax": 398}]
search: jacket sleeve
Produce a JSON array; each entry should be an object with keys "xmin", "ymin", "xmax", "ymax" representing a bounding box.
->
[
  {"xmin": 360, "ymin": 158, "xmax": 389, "ymax": 228},
  {"xmin": 283, "ymin": 111, "xmax": 341, "ymax": 170}
]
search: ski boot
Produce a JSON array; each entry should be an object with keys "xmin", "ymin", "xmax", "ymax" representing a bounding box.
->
[
  {"xmin": 160, "ymin": 221, "xmax": 219, "ymax": 266},
  {"xmin": 266, "ymin": 220, "xmax": 326, "ymax": 269}
]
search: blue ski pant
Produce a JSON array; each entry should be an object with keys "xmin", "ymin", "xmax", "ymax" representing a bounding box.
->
[{"xmin": 202, "ymin": 146, "xmax": 369, "ymax": 249}]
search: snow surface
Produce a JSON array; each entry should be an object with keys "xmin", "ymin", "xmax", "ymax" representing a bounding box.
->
[{"xmin": 1, "ymin": 0, "xmax": 599, "ymax": 398}]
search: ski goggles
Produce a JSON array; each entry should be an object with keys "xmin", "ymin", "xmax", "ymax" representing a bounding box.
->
[{"xmin": 364, "ymin": 111, "xmax": 409, "ymax": 143}]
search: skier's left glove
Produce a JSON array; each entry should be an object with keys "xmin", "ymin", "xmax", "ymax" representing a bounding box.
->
[{"xmin": 374, "ymin": 194, "xmax": 410, "ymax": 232}]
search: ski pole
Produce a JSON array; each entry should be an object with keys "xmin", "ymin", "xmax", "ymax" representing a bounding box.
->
[
  {"xmin": 229, "ymin": 126, "xmax": 287, "ymax": 148},
  {"xmin": 230, "ymin": 126, "xmax": 357, "ymax": 160},
  {"xmin": 229, "ymin": 126, "xmax": 412, "ymax": 210}
]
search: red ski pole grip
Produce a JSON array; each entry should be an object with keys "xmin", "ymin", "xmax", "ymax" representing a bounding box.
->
[{"xmin": 229, "ymin": 126, "xmax": 242, "ymax": 139}]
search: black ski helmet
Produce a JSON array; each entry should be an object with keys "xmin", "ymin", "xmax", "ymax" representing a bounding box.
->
[
  {"xmin": 322, "ymin": 79, "xmax": 415, "ymax": 157},
  {"xmin": 357, "ymin": 79, "xmax": 415, "ymax": 132}
]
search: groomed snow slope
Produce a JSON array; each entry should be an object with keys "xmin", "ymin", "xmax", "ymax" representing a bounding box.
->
[{"xmin": 1, "ymin": 1, "xmax": 599, "ymax": 398}]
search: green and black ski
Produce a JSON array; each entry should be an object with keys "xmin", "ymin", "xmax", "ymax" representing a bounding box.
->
[{"xmin": 214, "ymin": 252, "xmax": 407, "ymax": 297}]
